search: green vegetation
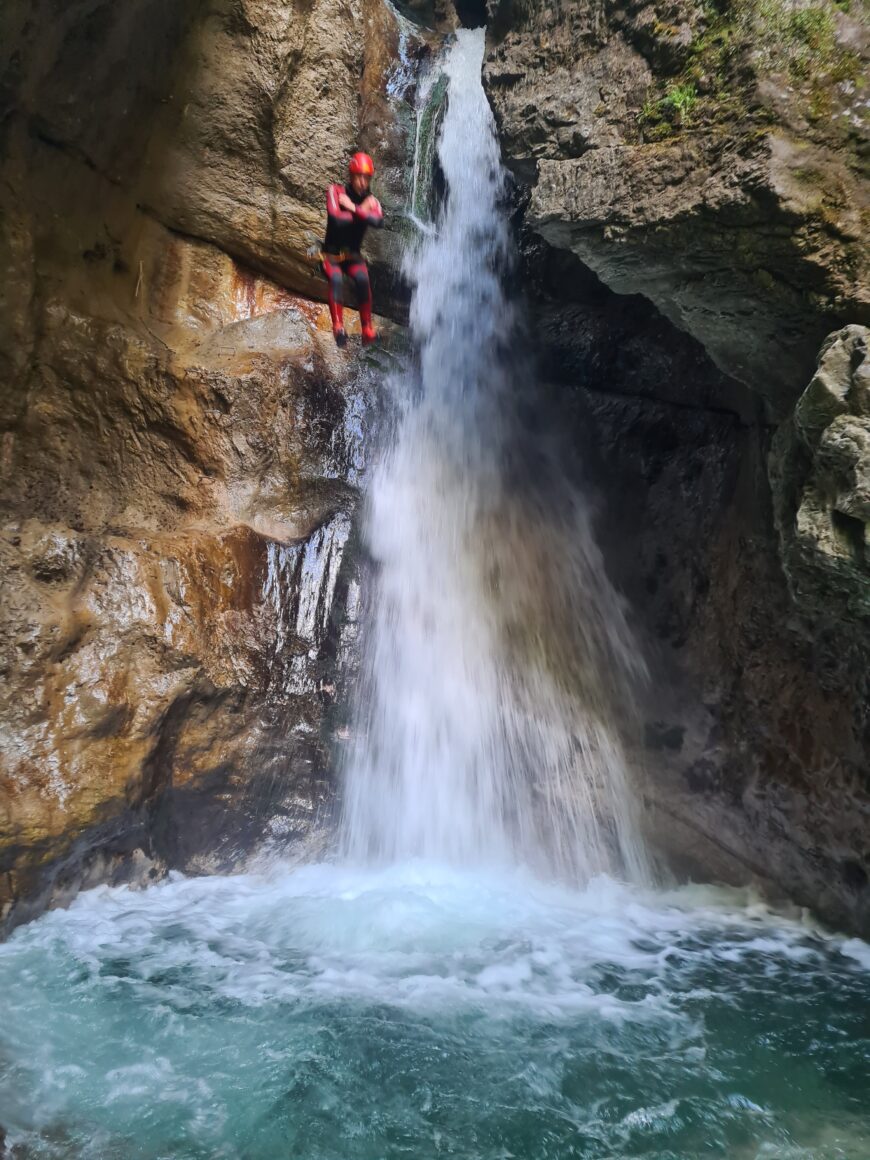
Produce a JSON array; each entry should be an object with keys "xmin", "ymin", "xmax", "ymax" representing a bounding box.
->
[
  {"xmin": 756, "ymin": 2, "xmax": 839, "ymax": 78},
  {"xmin": 664, "ymin": 82, "xmax": 699, "ymax": 118},
  {"xmin": 639, "ymin": 83, "xmax": 698, "ymax": 139},
  {"xmin": 411, "ymin": 73, "xmax": 448, "ymax": 220},
  {"xmin": 636, "ymin": 0, "xmax": 864, "ymax": 142}
]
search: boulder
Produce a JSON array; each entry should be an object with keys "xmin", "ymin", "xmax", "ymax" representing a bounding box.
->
[{"xmin": 772, "ymin": 325, "xmax": 870, "ymax": 623}]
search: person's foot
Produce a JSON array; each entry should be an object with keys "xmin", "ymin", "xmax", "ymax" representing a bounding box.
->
[
  {"xmin": 334, "ymin": 328, "xmax": 347, "ymax": 348},
  {"xmin": 361, "ymin": 325, "xmax": 378, "ymax": 346}
]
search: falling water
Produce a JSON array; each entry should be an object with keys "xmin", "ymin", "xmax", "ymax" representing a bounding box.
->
[{"xmin": 341, "ymin": 30, "xmax": 650, "ymax": 883}]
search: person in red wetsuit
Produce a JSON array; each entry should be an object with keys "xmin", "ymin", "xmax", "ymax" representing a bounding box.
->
[{"xmin": 321, "ymin": 152, "xmax": 384, "ymax": 348}]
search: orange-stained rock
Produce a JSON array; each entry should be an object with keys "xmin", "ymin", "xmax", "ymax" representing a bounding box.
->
[{"xmin": 0, "ymin": 151, "xmax": 392, "ymax": 929}]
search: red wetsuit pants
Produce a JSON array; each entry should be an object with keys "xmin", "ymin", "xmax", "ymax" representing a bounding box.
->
[{"xmin": 321, "ymin": 255, "xmax": 373, "ymax": 334}]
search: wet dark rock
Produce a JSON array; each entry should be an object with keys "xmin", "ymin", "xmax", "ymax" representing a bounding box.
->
[
  {"xmin": 644, "ymin": 722, "xmax": 686, "ymax": 752},
  {"xmin": 522, "ymin": 227, "xmax": 870, "ymax": 936}
]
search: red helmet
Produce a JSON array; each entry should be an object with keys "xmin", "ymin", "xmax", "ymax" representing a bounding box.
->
[{"xmin": 348, "ymin": 152, "xmax": 375, "ymax": 176}]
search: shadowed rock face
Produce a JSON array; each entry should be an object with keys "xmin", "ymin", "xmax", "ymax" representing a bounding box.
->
[
  {"xmin": 491, "ymin": 0, "xmax": 870, "ymax": 933},
  {"xmin": 0, "ymin": 0, "xmax": 425, "ymax": 932},
  {"xmin": 521, "ymin": 238, "xmax": 870, "ymax": 935}
]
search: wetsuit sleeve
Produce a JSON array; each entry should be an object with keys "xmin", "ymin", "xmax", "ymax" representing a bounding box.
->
[
  {"xmin": 355, "ymin": 196, "xmax": 384, "ymax": 228},
  {"xmin": 326, "ymin": 183, "xmax": 354, "ymax": 223}
]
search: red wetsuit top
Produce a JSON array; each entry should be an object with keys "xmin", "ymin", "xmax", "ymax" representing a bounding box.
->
[{"xmin": 323, "ymin": 183, "xmax": 383, "ymax": 257}]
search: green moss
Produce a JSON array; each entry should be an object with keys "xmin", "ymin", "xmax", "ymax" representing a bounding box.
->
[
  {"xmin": 788, "ymin": 6, "xmax": 835, "ymax": 48},
  {"xmin": 779, "ymin": 5, "xmax": 836, "ymax": 77},
  {"xmin": 636, "ymin": 0, "xmax": 864, "ymax": 146},
  {"xmin": 808, "ymin": 84, "xmax": 833, "ymax": 120},
  {"xmin": 652, "ymin": 18, "xmax": 684, "ymax": 39},
  {"xmin": 749, "ymin": 0, "xmax": 860, "ymax": 88},
  {"xmin": 638, "ymin": 82, "xmax": 698, "ymax": 138},
  {"xmin": 410, "ymin": 73, "xmax": 448, "ymax": 220}
]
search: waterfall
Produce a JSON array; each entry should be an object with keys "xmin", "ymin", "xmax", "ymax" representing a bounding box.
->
[{"xmin": 341, "ymin": 30, "xmax": 650, "ymax": 883}]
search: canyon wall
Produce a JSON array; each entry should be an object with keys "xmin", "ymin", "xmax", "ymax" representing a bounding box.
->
[
  {"xmin": 2, "ymin": 0, "xmax": 869, "ymax": 936},
  {"xmin": 486, "ymin": 0, "xmax": 870, "ymax": 932},
  {"xmin": 0, "ymin": 0, "xmax": 431, "ymax": 933}
]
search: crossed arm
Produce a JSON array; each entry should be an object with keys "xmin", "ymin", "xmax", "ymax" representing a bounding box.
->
[{"xmin": 327, "ymin": 184, "xmax": 384, "ymax": 227}]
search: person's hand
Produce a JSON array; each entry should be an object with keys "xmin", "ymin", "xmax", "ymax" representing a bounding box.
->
[
  {"xmin": 358, "ymin": 195, "xmax": 382, "ymax": 216},
  {"xmin": 338, "ymin": 192, "xmax": 356, "ymax": 212}
]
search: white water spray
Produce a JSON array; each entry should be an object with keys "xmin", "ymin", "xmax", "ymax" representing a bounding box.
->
[{"xmin": 342, "ymin": 30, "xmax": 650, "ymax": 883}]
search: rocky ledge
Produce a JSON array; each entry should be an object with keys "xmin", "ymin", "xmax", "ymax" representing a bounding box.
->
[{"xmin": 485, "ymin": 0, "xmax": 869, "ymax": 415}]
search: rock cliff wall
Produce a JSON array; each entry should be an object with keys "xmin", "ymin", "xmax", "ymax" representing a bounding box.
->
[
  {"xmin": 487, "ymin": 0, "xmax": 870, "ymax": 932},
  {"xmin": 485, "ymin": 0, "xmax": 868, "ymax": 414},
  {"xmin": 3, "ymin": 0, "xmax": 868, "ymax": 937},
  {"xmin": 0, "ymin": 0, "xmax": 431, "ymax": 933}
]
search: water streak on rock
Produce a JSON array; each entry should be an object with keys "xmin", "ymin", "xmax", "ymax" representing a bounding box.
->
[{"xmin": 263, "ymin": 515, "xmax": 352, "ymax": 696}]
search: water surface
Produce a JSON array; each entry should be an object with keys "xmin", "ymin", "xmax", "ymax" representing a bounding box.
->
[{"xmin": 1, "ymin": 862, "xmax": 868, "ymax": 1159}]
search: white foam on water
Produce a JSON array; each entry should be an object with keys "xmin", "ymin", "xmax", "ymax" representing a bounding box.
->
[
  {"xmin": 1, "ymin": 861, "xmax": 868, "ymax": 1158},
  {"xmin": 1, "ymin": 860, "xmax": 863, "ymax": 1014},
  {"xmin": 842, "ymin": 936, "xmax": 870, "ymax": 969}
]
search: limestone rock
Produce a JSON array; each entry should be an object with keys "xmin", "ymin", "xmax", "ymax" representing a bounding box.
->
[
  {"xmin": 527, "ymin": 257, "xmax": 870, "ymax": 933},
  {"xmin": 0, "ymin": 0, "xmax": 436, "ymax": 928},
  {"xmin": 0, "ymin": 226, "xmax": 378, "ymax": 933},
  {"xmin": 772, "ymin": 325, "xmax": 870, "ymax": 622},
  {"xmin": 817, "ymin": 416, "xmax": 870, "ymax": 522},
  {"xmin": 486, "ymin": 0, "xmax": 870, "ymax": 935},
  {"xmin": 0, "ymin": 0, "xmax": 427, "ymax": 330},
  {"xmin": 794, "ymin": 324, "xmax": 870, "ymax": 446},
  {"xmin": 0, "ymin": 0, "xmax": 418, "ymax": 929},
  {"xmin": 485, "ymin": 0, "xmax": 870, "ymax": 414}
]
